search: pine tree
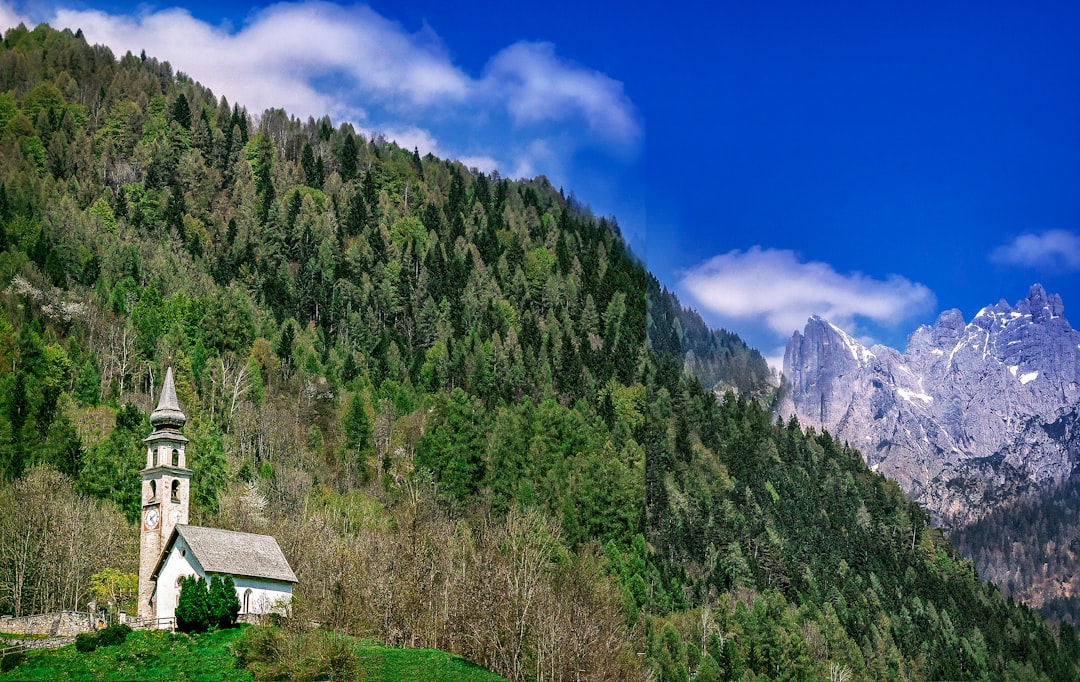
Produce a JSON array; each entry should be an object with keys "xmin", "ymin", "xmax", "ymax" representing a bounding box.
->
[
  {"xmin": 208, "ymin": 574, "xmax": 240, "ymax": 628},
  {"xmin": 176, "ymin": 575, "xmax": 211, "ymax": 633}
]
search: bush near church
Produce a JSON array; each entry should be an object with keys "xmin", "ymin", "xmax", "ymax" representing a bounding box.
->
[{"xmin": 176, "ymin": 575, "xmax": 241, "ymax": 633}]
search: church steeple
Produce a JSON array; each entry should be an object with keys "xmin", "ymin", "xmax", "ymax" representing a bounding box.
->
[
  {"xmin": 150, "ymin": 366, "xmax": 186, "ymax": 430},
  {"xmin": 138, "ymin": 365, "xmax": 192, "ymax": 621}
]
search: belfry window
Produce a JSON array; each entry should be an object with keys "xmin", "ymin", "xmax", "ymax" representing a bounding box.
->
[
  {"xmin": 172, "ymin": 449, "xmax": 180, "ymax": 466},
  {"xmin": 149, "ymin": 480, "xmax": 156, "ymax": 501},
  {"xmin": 171, "ymin": 480, "xmax": 180, "ymax": 502}
]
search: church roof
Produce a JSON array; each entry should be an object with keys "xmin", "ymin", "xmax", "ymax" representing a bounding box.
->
[
  {"xmin": 152, "ymin": 525, "xmax": 297, "ymax": 584},
  {"xmin": 150, "ymin": 366, "xmax": 187, "ymax": 429}
]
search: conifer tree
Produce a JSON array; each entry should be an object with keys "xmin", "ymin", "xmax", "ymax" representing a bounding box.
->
[{"xmin": 176, "ymin": 575, "xmax": 211, "ymax": 633}]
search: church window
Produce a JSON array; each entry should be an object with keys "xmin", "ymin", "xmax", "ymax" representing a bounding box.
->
[
  {"xmin": 243, "ymin": 589, "xmax": 252, "ymax": 614},
  {"xmin": 149, "ymin": 480, "xmax": 156, "ymax": 501},
  {"xmin": 172, "ymin": 449, "xmax": 179, "ymax": 466},
  {"xmin": 171, "ymin": 480, "xmax": 180, "ymax": 502},
  {"xmin": 152, "ymin": 448, "xmax": 158, "ymax": 467}
]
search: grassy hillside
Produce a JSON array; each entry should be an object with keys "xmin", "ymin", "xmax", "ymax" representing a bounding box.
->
[{"xmin": 0, "ymin": 626, "xmax": 506, "ymax": 681}]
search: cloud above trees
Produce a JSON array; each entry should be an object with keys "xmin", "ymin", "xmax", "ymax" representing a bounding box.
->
[{"xmin": 1, "ymin": 1, "xmax": 639, "ymax": 181}]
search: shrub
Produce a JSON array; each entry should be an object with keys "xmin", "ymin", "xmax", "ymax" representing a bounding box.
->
[
  {"xmin": 1, "ymin": 651, "xmax": 27, "ymax": 672},
  {"xmin": 233, "ymin": 626, "xmax": 359, "ymax": 682},
  {"xmin": 178, "ymin": 574, "xmax": 241, "ymax": 632},
  {"xmin": 176, "ymin": 575, "xmax": 211, "ymax": 633},
  {"xmin": 95, "ymin": 623, "xmax": 132, "ymax": 647},
  {"xmin": 74, "ymin": 623, "xmax": 132, "ymax": 652},
  {"xmin": 74, "ymin": 632, "xmax": 98, "ymax": 652}
]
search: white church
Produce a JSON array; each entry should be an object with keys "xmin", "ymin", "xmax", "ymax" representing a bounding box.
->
[{"xmin": 137, "ymin": 367, "xmax": 297, "ymax": 626}]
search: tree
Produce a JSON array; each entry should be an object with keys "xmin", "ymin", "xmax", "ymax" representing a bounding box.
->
[
  {"xmin": 338, "ymin": 133, "xmax": 358, "ymax": 182},
  {"xmin": 171, "ymin": 93, "xmax": 191, "ymax": 130},
  {"xmin": 89, "ymin": 568, "xmax": 138, "ymax": 613},
  {"xmin": 342, "ymin": 392, "xmax": 372, "ymax": 484},
  {"xmin": 209, "ymin": 574, "xmax": 241, "ymax": 628},
  {"xmin": 176, "ymin": 575, "xmax": 211, "ymax": 632}
]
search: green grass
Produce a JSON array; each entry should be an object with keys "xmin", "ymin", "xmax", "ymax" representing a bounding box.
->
[
  {"xmin": 357, "ymin": 642, "xmax": 505, "ymax": 682},
  {"xmin": 0, "ymin": 634, "xmax": 48, "ymax": 641},
  {"xmin": 0, "ymin": 626, "xmax": 506, "ymax": 682},
  {"xmin": 0, "ymin": 627, "xmax": 251, "ymax": 682}
]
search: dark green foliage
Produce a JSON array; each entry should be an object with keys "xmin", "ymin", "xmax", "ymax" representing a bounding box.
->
[
  {"xmin": 171, "ymin": 93, "xmax": 191, "ymax": 130},
  {"xmin": 415, "ymin": 388, "xmax": 485, "ymax": 504},
  {"xmin": 175, "ymin": 575, "xmax": 211, "ymax": 633},
  {"xmin": 0, "ymin": 650, "xmax": 26, "ymax": 673},
  {"xmin": 74, "ymin": 623, "xmax": 132, "ymax": 652},
  {"xmin": 75, "ymin": 403, "xmax": 146, "ymax": 521},
  {"xmin": 646, "ymin": 276, "xmax": 774, "ymax": 400},
  {"xmin": 208, "ymin": 575, "xmax": 241, "ymax": 629},
  {"xmin": 177, "ymin": 575, "xmax": 239, "ymax": 633},
  {"xmin": 95, "ymin": 623, "xmax": 133, "ymax": 647}
]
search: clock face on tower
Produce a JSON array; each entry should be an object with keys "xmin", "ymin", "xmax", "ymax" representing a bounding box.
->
[{"xmin": 143, "ymin": 506, "xmax": 160, "ymax": 531}]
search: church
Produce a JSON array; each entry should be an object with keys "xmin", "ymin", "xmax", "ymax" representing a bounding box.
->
[{"xmin": 137, "ymin": 367, "xmax": 297, "ymax": 626}]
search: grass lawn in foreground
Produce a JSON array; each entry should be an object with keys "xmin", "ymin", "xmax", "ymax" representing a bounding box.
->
[{"xmin": 0, "ymin": 626, "xmax": 506, "ymax": 682}]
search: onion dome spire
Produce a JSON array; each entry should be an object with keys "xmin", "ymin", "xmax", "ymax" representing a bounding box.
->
[{"xmin": 150, "ymin": 366, "xmax": 186, "ymax": 430}]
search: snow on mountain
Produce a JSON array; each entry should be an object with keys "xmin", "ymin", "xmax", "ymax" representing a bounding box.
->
[{"xmin": 776, "ymin": 284, "xmax": 1080, "ymax": 528}]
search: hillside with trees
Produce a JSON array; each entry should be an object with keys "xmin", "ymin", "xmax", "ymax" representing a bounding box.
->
[
  {"xmin": 0, "ymin": 22, "xmax": 1076, "ymax": 682},
  {"xmin": 953, "ymin": 472, "xmax": 1080, "ymax": 626}
]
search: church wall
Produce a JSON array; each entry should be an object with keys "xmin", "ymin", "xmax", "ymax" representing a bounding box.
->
[
  {"xmin": 154, "ymin": 536, "xmax": 203, "ymax": 622},
  {"xmin": 232, "ymin": 576, "xmax": 294, "ymax": 616}
]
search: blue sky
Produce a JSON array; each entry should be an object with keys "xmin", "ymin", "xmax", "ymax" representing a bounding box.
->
[{"xmin": 3, "ymin": 1, "xmax": 1080, "ymax": 369}]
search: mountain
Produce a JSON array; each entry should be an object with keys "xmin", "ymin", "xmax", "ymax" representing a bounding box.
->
[{"xmin": 776, "ymin": 283, "xmax": 1080, "ymax": 528}]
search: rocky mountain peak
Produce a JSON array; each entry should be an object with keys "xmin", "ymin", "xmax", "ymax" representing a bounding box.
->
[{"xmin": 778, "ymin": 285, "xmax": 1080, "ymax": 528}]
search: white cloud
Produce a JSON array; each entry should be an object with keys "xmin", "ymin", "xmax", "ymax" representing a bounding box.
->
[
  {"xmin": 49, "ymin": 2, "xmax": 468, "ymax": 123},
  {"xmin": 456, "ymin": 155, "xmax": 500, "ymax": 175},
  {"xmin": 482, "ymin": 41, "xmax": 640, "ymax": 146},
  {"xmin": 0, "ymin": 3, "xmax": 26, "ymax": 30},
  {"xmin": 680, "ymin": 247, "xmax": 936, "ymax": 339},
  {"xmin": 989, "ymin": 230, "xmax": 1080, "ymax": 270},
  {"xmin": 1, "ymin": 1, "xmax": 639, "ymax": 179}
]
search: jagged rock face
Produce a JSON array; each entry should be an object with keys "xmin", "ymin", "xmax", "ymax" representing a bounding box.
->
[{"xmin": 776, "ymin": 284, "xmax": 1080, "ymax": 528}]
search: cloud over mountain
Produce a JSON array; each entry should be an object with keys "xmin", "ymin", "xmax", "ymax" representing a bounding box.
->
[
  {"xmin": 990, "ymin": 230, "xmax": 1080, "ymax": 270},
  {"xmin": 680, "ymin": 246, "xmax": 936, "ymax": 340}
]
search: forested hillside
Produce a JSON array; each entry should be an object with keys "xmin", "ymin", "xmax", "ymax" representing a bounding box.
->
[
  {"xmin": 0, "ymin": 23, "xmax": 645, "ymax": 681},
  {"xmin": 954, "ymin": 472, "xmax": 1080, "ymax": 626},
  {"xmin": 642, "ymin": 357, "xmax": 1080, "ymax": 680},
  {"xmin": 646, "ymin": 277, "xmax": 774, "ymax": 401},
  {"xmin": 0, "ymin": 22, "xmax": 1076, "ymax": 682}
]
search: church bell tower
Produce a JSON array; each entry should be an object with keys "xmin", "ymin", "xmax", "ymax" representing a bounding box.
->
[{"xmin": 137, "ymin": 366, "xmax": 191, "ymax": 621}]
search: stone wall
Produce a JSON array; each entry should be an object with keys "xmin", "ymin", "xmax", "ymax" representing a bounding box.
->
[{"xmin": 0, "ymin": 611, "xmax": 97, "ymax": 636}]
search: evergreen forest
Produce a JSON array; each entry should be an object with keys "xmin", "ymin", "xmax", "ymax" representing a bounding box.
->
[{"xmin": 0, "ymin": 23, "xmax": 1076, "ymax": 681}]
